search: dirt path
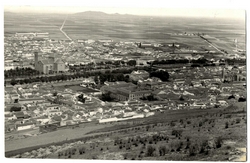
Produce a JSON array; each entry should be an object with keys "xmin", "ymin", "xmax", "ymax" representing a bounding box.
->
[{"xmin": 5, "ymin": 124, "xmax": 113, "ymax": 152}]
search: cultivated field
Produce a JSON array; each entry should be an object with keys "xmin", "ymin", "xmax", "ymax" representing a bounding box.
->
[{"xmin": 5, "ymin": 12, "xmax": 245, "ymax": 54}]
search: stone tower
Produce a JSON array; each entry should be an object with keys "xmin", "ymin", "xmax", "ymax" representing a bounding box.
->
[{"xmin": 34, "ymin": 51, "xmax": 39, "ymax": 70}]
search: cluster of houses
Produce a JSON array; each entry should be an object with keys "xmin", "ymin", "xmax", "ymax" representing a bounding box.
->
[
  {"xmin": 4, "ymin": 33, "xmax": 246, "ymax": 140},
  {"xmin": 4, "ymin": 80, "xmax": 157, "ymax": 135}
]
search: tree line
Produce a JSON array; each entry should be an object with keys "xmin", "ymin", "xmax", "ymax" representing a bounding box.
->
[
  {"xmin": 8, "ymin": 68, "xmax": 135, "ymax": 86},
  {"xmin": 5, "ymin": 67, "xmax": 40, "ymax": 78}
]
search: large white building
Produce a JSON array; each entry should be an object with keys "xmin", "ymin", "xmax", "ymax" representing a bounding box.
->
[{"xmin": 34, "ymin": 52, "xmax": 66, "ymax": 74}]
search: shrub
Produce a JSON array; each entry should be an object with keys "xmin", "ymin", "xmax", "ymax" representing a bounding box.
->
[
  {"xmin": 170, "ymin": 121, "xmax": 176, "ymax": 127},
  {"xmin": 236, "ymin": 118, "xmax": 241, "ymax": 124},
  {"xmin": 187, "ymin": 120, "xmax": 191, "ymax": 124},
  {"xmin": 159, "ymin": 146, "xmax": 168, "ymax": 156},
  {"xmin": 225, "ymin": 122, "xmax": 229, "ymax": 129},
  {"xmin": 189, "ymin": 144, "xmax": 197, "ymax": 156},
  {"xmin": 176, "ymin": 141, "xmax": 183, "ymax": 151},
  {"xmin": 214, "ymin": 137, "xmax": 223, "ymax": 148},
  {"xmin": 71, "ymin": 148, "xmax": 77, "ymax": 155},
  {"xmin": 199, "ymin": 121, "xmax": 203, "ymax": 127},
  {"xmin": 172, "ymin": 130, "xmax": 183, "ymax": 137},
  {"xmin": 185, "ymin": 141, "xmax": 191, "ymax": 149},
  {"xmin": 170, "ymin": 141, "xmax": 182, "ymax": 152},
  {"xmin": 146, "ymin": 145, "xmax": 155, "ymax": 157},
  {"xmin": 199, "ymin": 140, "xmax": 209, "ymax": 154},
  {"xmin": 78, "ymin": 146, "xmax": 86, "ymax": 155}
]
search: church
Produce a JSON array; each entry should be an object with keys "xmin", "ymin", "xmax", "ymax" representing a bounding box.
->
[{"xmin": 34, "ymin": 52, "xmax": 66, "ymax": 74}]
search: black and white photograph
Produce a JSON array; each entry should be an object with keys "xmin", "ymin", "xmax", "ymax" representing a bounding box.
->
[{"xmin": 3, "ymin": 0, "xmax": 247, "ymax": 161}]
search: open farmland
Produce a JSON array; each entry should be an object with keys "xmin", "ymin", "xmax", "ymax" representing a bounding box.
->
[
  {"xmin": 4, "ymin": 11, "xmax": 245, "ymax": 54},
  {"xmin": 4, "ymin": 12, "xmax": 67, "ymax": 39}
]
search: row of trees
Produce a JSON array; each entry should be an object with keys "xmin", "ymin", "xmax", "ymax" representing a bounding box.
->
[
  {"xmin": 8, "ymin": 67, "xmax": 136, "ymax": 86},
  {"xmin": 96, "ymin": 72, "xmax": 130, "ymax": 85},
  {"xmin": 5, "ymin": 67, "xmax": 40, "ymax": 78}
]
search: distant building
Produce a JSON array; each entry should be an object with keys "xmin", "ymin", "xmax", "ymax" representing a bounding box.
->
[
  {"xmin": 222, "ymin": 66, "xmax": 246, "ymax": 82},
  {"xmin": 34, "ymin": 52, "xmax": 66, "ymax": 74},
  {"xmin": 100, "ymin": 82, "xmax": 151, "ymax": 101},
  {"xmin": 98, "ymin": 39, "xmax": 113, "ymax": 43}
]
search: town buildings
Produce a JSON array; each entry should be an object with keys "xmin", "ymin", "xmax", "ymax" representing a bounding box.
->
[{"xmin": 34, "ymin": 52, "xmax": 66, "ymax": 74}]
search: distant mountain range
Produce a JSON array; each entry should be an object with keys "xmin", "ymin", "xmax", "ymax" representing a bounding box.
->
[{"xmin": 71, "ymin": 11, "xmax": 142, "ymax": 19}]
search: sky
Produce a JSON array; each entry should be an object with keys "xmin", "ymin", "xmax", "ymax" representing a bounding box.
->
[{"xmin": 3, "ymin": 0, "xmax": 247, "ymax": 20}]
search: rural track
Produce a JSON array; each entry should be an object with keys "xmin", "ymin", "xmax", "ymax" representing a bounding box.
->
[
  {"xmin": 60, "ymin": 15, "xmax": 72, "ymax": 41},
  {"xmin": 199, "ymin": 36, "xmax": 227, "ymax": 56}
]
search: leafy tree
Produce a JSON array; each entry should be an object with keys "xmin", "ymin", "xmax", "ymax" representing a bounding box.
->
[
  {"xmin": 10, "ymin": 78, "xmax": 17, "ymax": 86},
  {"xmin": 179, "ymin": 96, "xmax": 185, "ymax": 101},
  {"xmin": 53, "ymin": 92, "xmax": 58, "ymax": 96},
  {"xmin": 78, "ymin": 94, "xmax": 86, "ymax": 103},
  {"xmin": 101, "ymin": 92, "xmax": 114, "ymax": 102},
  {"xmin": 238, "ymin": 97, "xmax": 246, "ymax": 102},
  {"xmin": 10, "ymin": 106, "xmax": 21, "ymax": 112},
  {"xmin": 228, "ymin": 95, "xmax": 235, "ymax": 99},
  {"xmin": 150, "ymin": 70, "xmax": 169, "ymax": 81},
  {"xmin": 127, "ymin": 60, "xmax": 137, "ymax": 66}
]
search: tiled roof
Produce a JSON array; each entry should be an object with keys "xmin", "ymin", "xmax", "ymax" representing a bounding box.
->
[
  {"xmin": 40, "ymin": 59, "xmax": 54, "ymax": 65},
  {"xmin": 54, "ymin": 58, "xmax": 65, "ymax": 64}
]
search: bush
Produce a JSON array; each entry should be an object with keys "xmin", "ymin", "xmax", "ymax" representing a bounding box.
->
[
  {"xmin": 172, "ymin": 130, "xmax": 183, "ymax": 137},
  {"xmin": 238, "ymin": 97, "xmax": 246, "ymax": 102},
  {"xmin": 146, "ymin": 145, "xmax": 155, "ymax": 157},
  {"xmin": 170, "ymin": 121, "xmax": 176, "ymax": 127},
  {"xmin": 170, "ymin": 141, "xmax": 182, "ymax": 152},
  {"xmin": 159, "ymin": 146, "xmax": 168, "ymax": 156},
  {"xmin": 225, "ymin": 122, "xmax": 229, "ymax": 129},
  {"xmin": 236, "ymin": 118, "xmax": 241, "ymax": 124},
  {"xmin": 189, "ymin": 144, "xmax": 197, "ymax": 156},
  {"xmin": 185, "ymin": 141, "xmax": 191, "ymax": 149},
  {"xmin": 214, "ymin": 137, "xmax": 223, "ymax": 148},
  {"xmin": 199, "ymin": 140, "xmax": 209, "ymax": 154},
  {"xmin": 78, "ymin": 146, "xmax": 86, "ymax": 155}
]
